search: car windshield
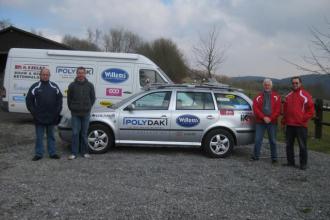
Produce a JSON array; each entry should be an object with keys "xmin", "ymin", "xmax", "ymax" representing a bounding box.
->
[{"xmin": 109, "ymin": 92, "xmax": 145, "ymax": 109}]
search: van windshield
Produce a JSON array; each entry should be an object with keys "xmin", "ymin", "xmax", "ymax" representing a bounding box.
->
[{"xmin": 157, "ymin": 68, "xmax": 173, "ymax": 84}]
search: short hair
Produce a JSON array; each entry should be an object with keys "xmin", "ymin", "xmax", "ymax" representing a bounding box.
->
[
  {"xmin": 39, "ymin": 68, "xmax": 50, "ymax": 75},
  {"xmin": 291, "ymin": 76, "xmax": 302, "ymax": 83},
  {"xmin": 76, "ymin": 66, "xmax": 86, "ymax": 73},
  {"xmin": 263, "ymin": 78, "xmax": 272, "ymax": 86}
]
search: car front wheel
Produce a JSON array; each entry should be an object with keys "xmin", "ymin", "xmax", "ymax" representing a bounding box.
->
[
  {"xmin": 87, "ymin": 124, "xmax": 114, "ymax": 154},
  {"xmin": 203, "ymin": 129, "xmax": 234, "ymax": 158}
]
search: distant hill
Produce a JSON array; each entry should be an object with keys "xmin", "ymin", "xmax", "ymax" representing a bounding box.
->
[
  {"xmin": 230, "ymin": 74, "xmax": 330, "ymax": 99},
  {"xmin": 231, "ymin": 76, "xmax": 280, "ymax": 83}
]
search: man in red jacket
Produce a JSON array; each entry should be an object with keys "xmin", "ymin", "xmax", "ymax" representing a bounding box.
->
[
  {"xmin": 282, "ymin": 76, "xmax": 314, "ymax": 170},
  {"xmin": 251, "ymin": 79, "xmax": 281, "ymax": 163}
]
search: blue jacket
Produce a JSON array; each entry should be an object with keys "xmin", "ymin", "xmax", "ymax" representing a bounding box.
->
[{"xmin": 26, "ymin": 80, "xmax": 63, "ymax": 125}]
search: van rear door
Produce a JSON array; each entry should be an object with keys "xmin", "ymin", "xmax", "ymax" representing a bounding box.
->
[{"xmin": 7, "ymin": 60, "xmax": 50, "ymax": 113}]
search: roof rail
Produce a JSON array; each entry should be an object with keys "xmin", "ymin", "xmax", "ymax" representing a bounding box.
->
[
  {"xmin": 145, "ymin": 83, "xmax": 243, "ymax": 92},
  {"xmin": 47, "ymin": 50, "xmax": 139, "ymax": 60}
]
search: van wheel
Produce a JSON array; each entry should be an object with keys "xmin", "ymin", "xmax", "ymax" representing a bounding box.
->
[
  {"xmin": 87, "ymin": 124, "xmax": 114, "ymax": 154},
  {"xmin": 203, "ymin": 129, "xmax": 234, "ymax": 158}
]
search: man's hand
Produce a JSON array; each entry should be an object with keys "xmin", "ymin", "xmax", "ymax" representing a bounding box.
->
[{"xmin": 263, "ymin": 116, "xmax": 271, "ymax": 124}]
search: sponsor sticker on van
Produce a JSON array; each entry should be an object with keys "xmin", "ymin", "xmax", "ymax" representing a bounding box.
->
[
  {"xmin": 56, "ymin": 66, "xmax": 94, "ymax": 78},
  {"xmin": 13, "ymin": 64, "xmax": 48, "ymax": 80},
  {"xmin": 102, "ymin": 68, "xmax": 128, "ymax": 83},
  {"xmin": 176, "ymin": 114, "xmax": 200, "ymax": 127},
  {"xmin": 106, "ymin": 88, "xmax": 122, "ymax": 96},
  {"xmin": 12, "ymin": 96, "xmax": 25, "ymax": 103}
]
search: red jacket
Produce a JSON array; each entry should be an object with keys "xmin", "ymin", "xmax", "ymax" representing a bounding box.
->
[
  {"xmin": 282, "ymin": 88, "xmax": 314, "ymax": 128},
  {"xmin": 253, "ymin": 91, "xmax": 281, "ymax": 124}
]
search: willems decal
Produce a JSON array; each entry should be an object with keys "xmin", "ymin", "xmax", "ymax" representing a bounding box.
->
[
  {"xmin": 102, "ymin": 68, "xmax": 128, "ymax": 83},
  {"xmin": 176, "ymin": 114, "xmax": 200, "ymax": 127}
]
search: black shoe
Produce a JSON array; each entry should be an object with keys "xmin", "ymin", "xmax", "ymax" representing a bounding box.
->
[
  {"xmin": 250, "ymin": 156, "xmax": 259, "ymax": 161},
  {"xmin": 32, "ymin": 155, "xmax": 42, "ymax": 161},
  {"xmin": 271, "ymin": 160, "xmax": 278, "ymax": 164},
  {"xmin": 299, "ymin": 165, "xmax": 307, "ymax": 170},
  {"xmin": 50, "ymin": 154, "xmax": 60, "ymax": 159}
]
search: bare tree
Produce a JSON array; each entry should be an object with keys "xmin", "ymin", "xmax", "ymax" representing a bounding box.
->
[
  {"xmin": 0, "ymin": 19, "xmax": 12, "ymax": 29},
  {"xmin": 284, "ymin": 20, "xmax": 330, "ymax": 74},
  {"xmin": 137, "ymin": 38, "xmax": 188, "ymax": 82},
  {"xmin": 87, "ymin": 28, "xmax": 102, "ymax": 46},
  {"xmin": 193, "ymin": 26, "xmax": 227, "ymax": 78},
  {"xmin": 62, "ymin": 35, "xmax": 100, "ymax": 51},
  {"xmin": 103, "ymin": 28, "xmax": 143, "ymax": 52}
]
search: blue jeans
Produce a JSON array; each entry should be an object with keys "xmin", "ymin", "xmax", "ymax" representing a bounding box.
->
[
  {"xmin": 35, "ymin": 125, "xmax": 56, "ymax": 157},
  {"xmin": 253, "ymin": 123, "xmax": 277, "ymax": 160},
  {"xmin": 71, "ymin": 114, "xmax": 90, "ymax": 156}
]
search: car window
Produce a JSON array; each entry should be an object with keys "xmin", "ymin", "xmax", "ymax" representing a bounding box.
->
[
  {"xmin": 139, "ymin": 69, "xmax": 166, "ymax": 87},
  {"xmin": 215, "ymin": 93, "xmax": 251, "ymax": 110},
  {"xmin": 176, "ymin": 92, "xmax": 215, "ymax": 110},
  {"xmin": 132, "ymin": 91, "xmax": 171, "ymax": 110}
]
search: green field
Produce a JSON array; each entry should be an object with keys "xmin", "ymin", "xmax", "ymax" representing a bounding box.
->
[{"xmin": 277, "ymin": 111, "xmax": 330, "ymax": 154}]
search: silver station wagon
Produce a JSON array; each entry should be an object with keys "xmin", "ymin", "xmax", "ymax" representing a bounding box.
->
[{"xmin": 58, "ymin": 84, "xmax": 255, "ymax": 158}]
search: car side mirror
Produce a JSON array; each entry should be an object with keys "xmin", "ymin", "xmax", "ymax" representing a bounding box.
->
[{"xmin": 124, "ymin": 104, "xmax": 135, "ymax": 111}]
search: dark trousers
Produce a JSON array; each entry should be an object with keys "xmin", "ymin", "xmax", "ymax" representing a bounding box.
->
[{"xmin": 285, "ymin": 125, "xmax": 308, "ymax": 166}]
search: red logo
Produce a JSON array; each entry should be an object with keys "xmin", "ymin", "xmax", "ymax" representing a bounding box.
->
[
  {"xmin": 220, "ymin": 109, "xmax": 234, "ymax": 115},
  {"xmin": 106, "ymin": 88, "xmax": 122, "ymax": 96}
]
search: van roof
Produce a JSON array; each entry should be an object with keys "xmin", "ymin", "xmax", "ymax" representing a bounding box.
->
[{"xmin": 8, "ymin": 48, "xmax": 155, "ymax": 65}]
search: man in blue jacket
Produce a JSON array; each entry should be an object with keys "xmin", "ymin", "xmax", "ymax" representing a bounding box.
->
[{"xmin": 26, "ymin": 68, "xmax": 63, "ymax": 161}]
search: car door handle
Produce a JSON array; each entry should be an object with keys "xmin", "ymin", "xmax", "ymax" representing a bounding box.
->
[
  {"xmin": 123, "ymin": 91, "xmax": 132, "ymax": 94},
  {"xmin": 206, "ymin": 115, "xmax": 215, "ymax": 119},
  {"xmin": 161, "ymin": 115, "xmax": 167, "ymax": 118}
]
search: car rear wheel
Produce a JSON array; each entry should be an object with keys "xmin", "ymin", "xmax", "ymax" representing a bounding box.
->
[
  {"xmin": 203, "ymin": 129, "xmax": 234, "ymax": 158},
  {"xmin": 88, "ymin": 124, "xmax": 114, "ymax": 154}
]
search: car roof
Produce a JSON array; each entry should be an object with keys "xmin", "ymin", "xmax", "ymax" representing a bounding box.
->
[{"xmin": 144, "ymin": 83, "xmax": 244, "ymax": 93}]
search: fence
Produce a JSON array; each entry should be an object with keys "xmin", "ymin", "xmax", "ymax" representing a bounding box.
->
[{"xmin": 314, "ymin": 99, "xmax": 330, "ymax": 139}]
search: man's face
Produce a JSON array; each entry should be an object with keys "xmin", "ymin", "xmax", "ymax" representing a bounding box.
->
[
  {"xmin": 40, "ymin": 69, "xmax": 50, "ymax": 81},
  {"xmin": 76, "ymin": 69, "xmax": 86, "ymax": 81},
  {"xmin": 263, "ymin": 82, "xmax": 272, "ymax": 92},
  {"xmin": 291, "ymin": 78, "xmax": 301, "ymax": 91}
]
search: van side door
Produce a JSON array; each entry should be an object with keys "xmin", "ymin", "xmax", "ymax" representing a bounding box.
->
[{"xmin": 97, "ymin": 63, "xmax": 135, "ymax": 107}]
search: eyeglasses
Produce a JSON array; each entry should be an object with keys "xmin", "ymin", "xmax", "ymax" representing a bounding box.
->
[{"xmin": 292, "ymin": 82, "xmax": 299, "ymax": 85}]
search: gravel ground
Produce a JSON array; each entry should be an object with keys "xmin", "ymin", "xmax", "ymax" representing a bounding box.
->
[{"xmin": 0, "ymin": 111, "xmax": 330, "ymax": 220}]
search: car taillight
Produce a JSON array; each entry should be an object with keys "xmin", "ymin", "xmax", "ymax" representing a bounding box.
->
[{"xmin": 0, "ymin": 87, "xmax": 6, "ymax": 97}]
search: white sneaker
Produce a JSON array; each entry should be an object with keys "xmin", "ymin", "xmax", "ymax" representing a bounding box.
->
[
  {"xmin": 68, "ymin": 155, "xmax": 76, "ymax": 160},
  {"xmin": 83, "ymin": 154, "xmax": 91, "ymax": 158}
]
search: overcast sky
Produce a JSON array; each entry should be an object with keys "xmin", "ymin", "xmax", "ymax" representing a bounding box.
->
[{"xmin": 1, "ymin": 0, "xmax": 329, "ymax": 78}]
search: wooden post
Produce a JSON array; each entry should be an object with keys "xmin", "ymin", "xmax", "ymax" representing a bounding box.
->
[{"xmin": 314, "ymin": 99, "xmax": 323, "ymax": 139}]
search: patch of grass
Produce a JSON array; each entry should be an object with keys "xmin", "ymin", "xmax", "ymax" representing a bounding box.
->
[{"xmin": 301, "ymin": 207, "xmax": 312, "ymax": 214}]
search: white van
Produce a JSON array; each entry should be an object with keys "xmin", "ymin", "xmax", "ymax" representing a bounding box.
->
[{"xmin": 0, "ymin": 48, "xmax": 172, "ymax": 113}]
